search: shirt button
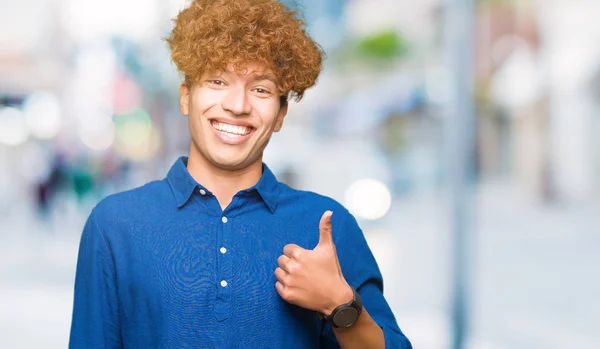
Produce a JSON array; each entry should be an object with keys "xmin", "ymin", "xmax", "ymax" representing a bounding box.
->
[
  {"xmin": 220, "ymin": 280, "xmax": 228, "ymax": 287},
  {"xmin": 199, "ymin": 188, "xmax": 206, "ymax": 195},
  {"xmin": 221, "ymin": 216, "xmax": 228, "ymax": 223},
  {"xmin": 220, "ymin": 247, "xmax": 227, "ymax": 254}
]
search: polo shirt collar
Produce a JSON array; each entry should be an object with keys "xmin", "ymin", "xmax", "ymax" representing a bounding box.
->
[{"xmin": 166, "ymin": 156, "xmax": 280, "ymax": 212}]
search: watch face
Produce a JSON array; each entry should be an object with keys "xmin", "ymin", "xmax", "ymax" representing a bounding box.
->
[{"xmin": 332, "ymin": 307, "xmax": 360, "ymax": 328}]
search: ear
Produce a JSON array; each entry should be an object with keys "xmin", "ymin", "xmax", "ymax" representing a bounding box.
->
[
  {"xmin": 273, "ymin": 102, "xmax": 288, "ymax": 133},
  {"xmin": 180, "ymin": 82, "xmax": 190, "ymax": 116}
]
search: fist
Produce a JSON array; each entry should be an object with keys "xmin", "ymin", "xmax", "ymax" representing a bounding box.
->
[{"xmin": 275, "ymin": 211, "xmax": 353, "ymax": 315}]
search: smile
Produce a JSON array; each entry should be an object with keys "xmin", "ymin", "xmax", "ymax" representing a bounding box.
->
[{"xmin": 210, "ymin": 120, "xmax": 253, "ymax": 136}]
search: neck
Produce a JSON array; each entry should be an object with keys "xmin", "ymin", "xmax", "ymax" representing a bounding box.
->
[{"xmin": 186, "ymin": 145, "xmax": 263, "ymax": 210}]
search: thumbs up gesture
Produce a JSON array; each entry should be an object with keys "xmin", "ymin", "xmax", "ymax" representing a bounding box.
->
[{"xmin": 275, "ymin": 211, "xmax": 353, "ymax": 315}]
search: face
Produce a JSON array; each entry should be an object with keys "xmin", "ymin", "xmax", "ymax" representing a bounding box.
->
[{"xmin": 180, "ymin": 62, "xmax": 288, "ymax": 171}]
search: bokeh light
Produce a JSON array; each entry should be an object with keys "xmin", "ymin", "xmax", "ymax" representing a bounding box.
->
[
  {"xmin": 79, "ymin": 118, "xmax": 115, "ymax": 151},
  {"xmin": 0, "ymin": 107, "xmax": 28, "ymax": 146},
  {"xmin": 114, "ymin": 108, "xmax": 158, "ymax": 160},
  {"xmin": 23, "ymin": 92, "xmax": 63, "ymax": 140},
  {"xmin": 344, "ymin": 178, "xmax": 392, "ymax": 220}
]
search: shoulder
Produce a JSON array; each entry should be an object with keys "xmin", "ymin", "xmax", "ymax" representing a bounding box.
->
[
  {"xmin": 278, "ymin": 183, "xmax": 347, "ymax": 212},
  {"xmin": 90, "ymin": 179, "xmax": 172, "ymax": 227},
  {"xmin": 278, "ymin": 183, "xmax": 360, "ymax": 230}
]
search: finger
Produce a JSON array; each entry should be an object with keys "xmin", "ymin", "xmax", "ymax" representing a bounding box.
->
[
  {"xmin": 277, "ymin": 255, "xmax": 292, "ymax": 272},
  {"xmin": 317, "ymin": 210, "xmax": 334, "ymax": 247},
  {"xmin": 283, "ymin": 244, "xmax": 304, "ymax": 259},
  {"xmin": 332, "ymin": 244, "xmax": 343, "ymax": 273},
  {"xmin": 275, "ymin": 281, "xmax": 295, "ymax": 303},
  {"xmin": 275, "ymin": 281, "xmax": 285, "ymax": 297},
  {"xmin": 274, "ymin": 267, "xmax": 288, "ymax": 284}
]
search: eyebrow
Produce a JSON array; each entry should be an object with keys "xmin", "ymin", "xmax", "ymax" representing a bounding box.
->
[{"xmin": 251, "ymin": 74, "xmax": 278, "ymax": 85}]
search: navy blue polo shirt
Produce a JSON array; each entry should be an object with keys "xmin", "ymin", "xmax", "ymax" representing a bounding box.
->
[{"xmin": 69, "ymin": 157, "xmax": 411, "ymax": 348}]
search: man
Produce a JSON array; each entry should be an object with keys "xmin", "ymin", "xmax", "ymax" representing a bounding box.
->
[{"xmin": 69, "ymin": 0, "xmax": 412, "ymax": 348}]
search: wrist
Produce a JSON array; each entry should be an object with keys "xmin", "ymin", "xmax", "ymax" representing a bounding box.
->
[{"xmin": 322, "ymin": 283, "xmax": 354, "ymax": 315}]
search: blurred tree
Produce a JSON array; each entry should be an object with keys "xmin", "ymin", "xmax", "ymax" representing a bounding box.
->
[
  {"xmin": 329, "ymin": 28, "xmax": 410, "ymax": 76},
  {"xmin": 355, "ymin": 29, "xmax": 408, "ymax": 61}
]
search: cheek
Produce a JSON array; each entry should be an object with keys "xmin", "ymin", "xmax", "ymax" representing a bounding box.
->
[
  {"xmin": 256, "ymin": 104, "xmax": 281, "ymax": 127},
  {"xmin": 190, "ymin": 89, "xmax": 220, "ymax": 114},
  {"xmin": 187, "ymin": 108, "xmax": 209, "ymax": 137}
]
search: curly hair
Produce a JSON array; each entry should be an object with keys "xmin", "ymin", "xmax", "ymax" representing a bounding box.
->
[{"xmin": 166, "ymin": 0, "xmax": 324, "ymax": 102}]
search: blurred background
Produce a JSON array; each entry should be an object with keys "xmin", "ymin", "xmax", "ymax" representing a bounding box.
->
[{"xmin": 1, "ymin": 0, "xmax": 599, "ymax": 348}]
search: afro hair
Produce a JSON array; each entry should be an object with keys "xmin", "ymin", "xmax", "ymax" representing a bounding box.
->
[{"xmin": 166, "ymin": 0, "xmax": 324, "ymax": 102}]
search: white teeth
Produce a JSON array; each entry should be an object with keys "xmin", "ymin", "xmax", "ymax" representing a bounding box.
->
[{"xmin": 211, "ymin": 121, "xmax": 251, "ymax": 136}]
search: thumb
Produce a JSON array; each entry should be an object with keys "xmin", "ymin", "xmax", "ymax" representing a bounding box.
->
[{"xmin": 317, "ymin": 210, "xmax": 334, "ymax": 247}]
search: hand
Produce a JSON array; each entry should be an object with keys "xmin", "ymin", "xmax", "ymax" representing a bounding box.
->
[{"xmin": 275, "ymin": 210, "xmax": 353, "ymax": 315}]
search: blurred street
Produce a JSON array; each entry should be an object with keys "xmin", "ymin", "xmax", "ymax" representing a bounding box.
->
[
  {"xmin": 3, "ymin": 0, "xmax": 600, "ymax": 348},
  {"xmin": 1, "ymin": 181, "xmax": 598, "ymax": 349}
]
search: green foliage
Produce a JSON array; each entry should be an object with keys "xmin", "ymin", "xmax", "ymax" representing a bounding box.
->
[{"xmin": 355, "ymin": 29, "xmax": 408, "ymax": 61}]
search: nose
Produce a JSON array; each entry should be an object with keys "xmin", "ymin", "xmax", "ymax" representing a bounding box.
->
[{"xmin": 221, "ymin": 86, "xmax": 251, "ymax": 116}]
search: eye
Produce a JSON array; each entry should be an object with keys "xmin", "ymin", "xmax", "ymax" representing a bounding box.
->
[
  {"xmin": 209, "ymin": 80, "xmax": 225, "ymax": 86},
  {"xmin": 253, "ymin": 88, "xmax": 271, "ymax": 94}
]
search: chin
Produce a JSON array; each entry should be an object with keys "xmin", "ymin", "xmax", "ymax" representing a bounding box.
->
[{"xmin": 209, "ymin": 156, "xmax": 254, "ymax": 171}]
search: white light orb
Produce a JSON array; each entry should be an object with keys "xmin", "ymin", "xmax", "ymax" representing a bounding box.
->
[
  {"xmin": 344, "ymin": 178, "xmax": 392, "ymax": 220},
  {"xmin": 79, "ymin": 120, "xmax": 115, "ymax": 151},
  {"xmin": 0, "ymin": 107, "xmax": 29, "ymax": 146},
  {"xmin": 23, "ymin": 92, "xmax": 62, "ymax": 139}
]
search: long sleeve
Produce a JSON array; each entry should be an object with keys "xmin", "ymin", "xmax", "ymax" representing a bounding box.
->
[
  {"xmin": 320, "ymin": 209, "xmax": 412, "ymax": 348},
  {"xmin": 69, "ymin": 210, "xmax": 122, "ymax": 349}
]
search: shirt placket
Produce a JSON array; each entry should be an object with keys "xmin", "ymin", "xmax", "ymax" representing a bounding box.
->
[{"xmin": 215, "ymin": 213, "xmax": 232, "ymax": 322}]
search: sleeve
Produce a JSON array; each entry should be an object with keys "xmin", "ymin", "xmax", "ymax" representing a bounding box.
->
[
  {"xmin": 320, "ymin": 209, "xmax": 412, "ymax": 349},
  {"xmin": 69, "ymin": 210, "xmax": 123, "ymax": 349}
]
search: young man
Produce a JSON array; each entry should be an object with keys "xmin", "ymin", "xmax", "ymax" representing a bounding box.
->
[{"xmin": 69, "ymin": 0, "xmax": 412, "ymax": 348}]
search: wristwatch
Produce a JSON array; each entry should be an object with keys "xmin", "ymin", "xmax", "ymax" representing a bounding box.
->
[{"xmin": 319, "ymin": 287, "xmax": 363, "ymax": 328}]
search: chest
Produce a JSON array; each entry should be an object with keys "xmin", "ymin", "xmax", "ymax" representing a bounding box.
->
[{"xmin": 113, "ymin": 214, "xmax": 319, "ymax": 322}]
